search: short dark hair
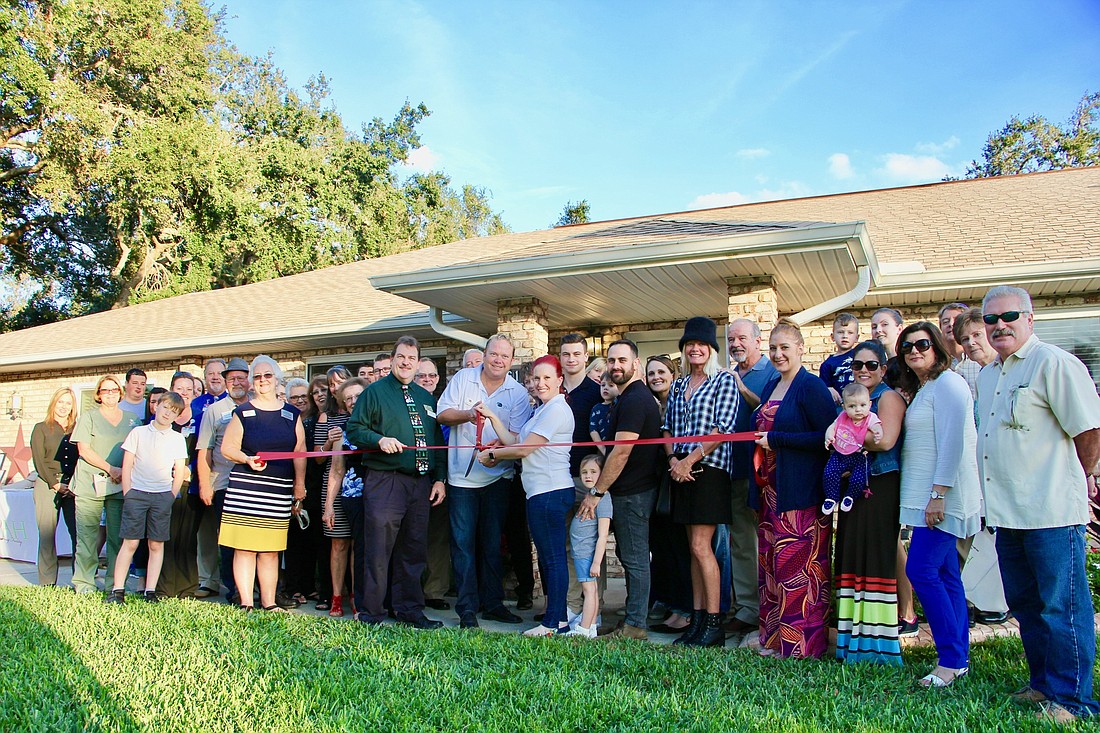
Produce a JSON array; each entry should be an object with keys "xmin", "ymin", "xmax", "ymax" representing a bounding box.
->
[
  {"xmin": 893, "ymin": 321, "xmax": 953, "ymax": 396},
  {"xmin": 938, "ymin": 302, "xmax": 969, "ymax": 319},
  {"xmin": 833, "ymin": 313, "xmax": 859, "ymax": 328},
  {"xmin": 560, "ymin": 333, "xmax": 587, "ymax": 349},
  {"xmin": 391, "ymin": 336, "xmax": 420, "ymax": 359},
  {"xmin": 170, "ymin": 371, "xmax": 193, "ymax": 390},
  {"xmin": 375, "ymin": 352, "xmax": 391, "ymax": 362},
  {"xmin": 125, "ymin": 368, "xmax": 146, "ymax": 383},
  {"xmin": 851, "ymin": 339, "xmax": 887, "ymax": 363},
  {"xmin": 606, "ymin": 339, "xmax": 639, "ymax": 358}
]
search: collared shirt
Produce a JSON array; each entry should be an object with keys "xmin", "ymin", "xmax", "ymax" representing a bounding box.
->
[
  {"xmin": 345, "ymin": 374, "xmax": 447, "ymax": 482},
  {"xmin": 662, "ymin": 370, "xmax": 739, "ymax": 474},
  {"xmin": 977, "ymin": 334, "xmax": 1100, "ymax": 529},
  {"xmin": 730, "ymin": 356, "xmax": 780, "ymax": 479},
  {"xmin": 196, "ymin": 395, "xmax": 239, "ymax": 492},
  {"xmin": 437, "ymin": 365, "xmax": 532, "ymax": 488}
]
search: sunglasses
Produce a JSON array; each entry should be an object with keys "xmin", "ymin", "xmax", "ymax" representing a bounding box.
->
[
  {"xmin": 253, "ymin": 372, "xmax": 276, "ymax": 381},
  {"xmin": 982, "ymin": 310, "xmax": 1029, "ymax": 325},
  {"xmin": 850, "ymin": 360, "xmax": 881, "ymax": 372},
  {"xmin": 899, "ymin": 339, "xmax": 933, "ymax": 355}
]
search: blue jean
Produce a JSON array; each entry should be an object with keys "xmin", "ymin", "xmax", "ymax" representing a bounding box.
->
[
  {"xmin": 611, "ymin": 488, "xmax": 656, "ymax": 629},
  {"xmin": 526, "ymin": 488, "xmax": 573, "ymax": 628},
  {"xmin": 713, "ymin": 523, "xmax": 732, "ymax": 614},
  {"xmin": 907, "ymin": 527, "xmax": 969, "ymax": 669},
  {"xmin": 448, "ymin": 478, "xmax": 511, "ymax": 616},
  {"xmin": 997, "ymin": 525, "xmax": 1099, "ymax": 717}
]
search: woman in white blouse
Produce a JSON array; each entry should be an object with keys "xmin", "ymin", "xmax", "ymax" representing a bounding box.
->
[
  {"xmin": 477, "ymin": 355, "xmax": 575, "ymax": 637},
  {"xmin": 895, "ymin": 322, "xmax": 981, "ymax": 688}
]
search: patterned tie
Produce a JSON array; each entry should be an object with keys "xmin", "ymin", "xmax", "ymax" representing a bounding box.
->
[{"xmin": 402, "ymin": 384, "xmax": 429, "ymax": 475}]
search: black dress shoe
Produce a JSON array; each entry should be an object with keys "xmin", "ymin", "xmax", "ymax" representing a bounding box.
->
[
  {"xmin": 425, "ymin": 598, "xmax": 451, "ymax": 611},
  {"xmin": 975, "ymin": 610, "xmax": 1010, "ymax": 625},
  {"xmin": 482, "ymin": 606, "xmax": 522, "ymax": 624},
  {"xmin": 274, "ymin": 591, "xmax": 301, "ymax": 609},
  {"xmin": 401, "ymin": 615, "xmax": 444, "ymax": 630},
  {"xmin": 459, "ymin": 612, "xmax": 479, "ymax": 629}
]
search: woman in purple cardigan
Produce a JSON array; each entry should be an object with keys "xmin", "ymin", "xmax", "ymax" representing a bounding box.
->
[{"xmin": 750, "ymin": 320, "xmax": 837, "ymax": 658}]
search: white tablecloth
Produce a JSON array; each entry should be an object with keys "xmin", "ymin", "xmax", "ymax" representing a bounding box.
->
[{"xmin": 0, "ymin": 479, "xmax": 74, "ymax": 563}]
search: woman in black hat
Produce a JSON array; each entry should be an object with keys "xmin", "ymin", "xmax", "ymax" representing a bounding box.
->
[{"xmin": 661, "ymin": 316, "xmax": 740, "ymax": 647}]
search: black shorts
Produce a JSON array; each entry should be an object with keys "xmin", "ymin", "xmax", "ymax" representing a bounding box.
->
[
  {"xmin": 120, "ymin": 489, "xmax": 175, "ymax": 542},
  {"xmin": 670, "ymin": 460, "xmax": 733, "ymax": 525}
]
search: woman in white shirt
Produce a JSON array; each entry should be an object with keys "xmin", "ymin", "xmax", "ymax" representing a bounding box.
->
[
  {"xmin": 478, "ymin": 355, "xmax": 575, "ymax": 637},
  {"xmin": 896, "ymin": 322, "xmax": 981, "ymax": 688}
]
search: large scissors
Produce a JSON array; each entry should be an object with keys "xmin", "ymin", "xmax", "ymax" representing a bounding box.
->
[{"xmin": 463, "ymin": 410, "xmax": 485, "ymax": 477}]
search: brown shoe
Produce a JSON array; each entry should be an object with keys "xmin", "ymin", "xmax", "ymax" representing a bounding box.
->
[
  {"xmin": 723, "ymin": 617, "xmax": 756, "ymax": 634},
  {"xmin": 1009, "ymin": 686, "xmax": 1047, "ymax": 705},
  {"xmin": 1035, "ymin": 701, "xmax": 1077, "ymax": 724},
  {"xmin": 602, "ymin": 623, "xmax": 648, "ymax": 641}
]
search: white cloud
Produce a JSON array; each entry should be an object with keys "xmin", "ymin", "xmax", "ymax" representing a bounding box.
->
[
  {"xmin": 688, "ymin": 181, "xmax": 811, "ymax": 210},
  {"xmin": 915, "ymin": 136, "xmax": 961, "ymax": 155},
  {"xmin": 736, "ymin": 148, "xmax": 770, "ymax": 159},
  {"xmin": 877, "ymin": 153, "xmax": 955, "ymax": 182},
  {"xmin": 828, "ymin": 152, "xmax": 854, "ymax": 180},
  {"xmin": 690, "ymin": 191, "xmax": 751, "ymax": 208},
  {"xmin": 401, "ymin": 146, "xmax": 441, "ymax": 172}
]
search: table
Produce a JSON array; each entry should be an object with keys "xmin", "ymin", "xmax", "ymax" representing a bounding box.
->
[{"xmin": 0, "ymin": 478, "xmax": 73, "ymax": 563}]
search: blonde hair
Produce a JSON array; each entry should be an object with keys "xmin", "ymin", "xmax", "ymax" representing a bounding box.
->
[
  {"xmin": 770, "ymin": 318, "xmax": 804, "ymax": 345},
  {"xmin": 44, "ymin": 387, "xmax": 78, "ymax": 431}
]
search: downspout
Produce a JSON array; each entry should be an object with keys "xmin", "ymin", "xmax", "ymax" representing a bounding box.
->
[
  {"xmin": 788, "ymin": 265, "xmax": 872, "ymax": 327},
  {"xmin": 429, "ymin": 306, "xmax": 488, "ymax": 349}
]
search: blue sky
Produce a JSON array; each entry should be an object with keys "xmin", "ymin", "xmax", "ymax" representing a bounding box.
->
[{"xmin": 220, "ymin": 1, "xmax": 1100, "ymax": 232}]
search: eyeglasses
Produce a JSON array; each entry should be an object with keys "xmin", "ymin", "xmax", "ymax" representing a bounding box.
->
[
  {"xmin": 982, "ymin": 310, "xmax": 1029, "ymax": 325},
  {"xmin": 850, "ymin": 360, "xmax": 881, "ymax": 372},
  {"xmin": 417, "ymin": 373, "xmax": 439, "ymax": 380},
  {"xmin": 287, "ymin": 395, "xmax": 309, "ymax": 403},
  {"xmin": 253, "ymin": 372, "xmax": 276, "ymax": 381},
  {"xmin": 899, "ymin": 339, "xmax": 933, "ymax": 355},
  {"xmin": 98, "ymin": 388, "xmax": 121, "ymax": 395}
]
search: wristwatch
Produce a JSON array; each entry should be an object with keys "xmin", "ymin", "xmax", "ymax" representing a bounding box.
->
[
  {"xmin": 589, "ymin": 488, "xmax": 606, "ymax": 498},
  {"xmin": 929, "ymin": 490, "xmax": 946, "ymax": 500},
  {"xmin": 488, "ymin": 451, "xmax": 496, "ymax": 462}
]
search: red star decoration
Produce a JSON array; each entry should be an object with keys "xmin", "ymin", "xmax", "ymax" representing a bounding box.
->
[{"xmin": 0, "ymin": 424, "xmax": 33, "ymax": 484}]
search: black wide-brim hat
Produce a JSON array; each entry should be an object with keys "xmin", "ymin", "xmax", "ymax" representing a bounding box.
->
[{"xmin": 679, "ymin": 316, "xmax": 720, "ymax": 354}]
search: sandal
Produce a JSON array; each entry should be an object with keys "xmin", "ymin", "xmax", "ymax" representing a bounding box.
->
[
  {"xmin": 329, "ymin": 595, "xmax": 344, "ymax": 618},
  {"xmin": 315, "ymin": 598, "xmax": 332, "ymax": 611},
  {"xmin": 918, "ymin": 667, "xmax": 968, "ymax": 688},
  {"xmin": 262, "ymin": 605, "xmax": 290, "ymax": 613}
]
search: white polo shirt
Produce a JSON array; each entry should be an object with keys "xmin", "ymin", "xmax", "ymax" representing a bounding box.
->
[
  {"xmin": 976, "ymin": 334, "xmax": 1100, "ymax": 529},
  {"xmin": 121, "ymin": 423, "xmax": 188, "ymax": 493},
  {"xmin": 438, "ymin": 365, "xmax": 532, "ymax": 488}
]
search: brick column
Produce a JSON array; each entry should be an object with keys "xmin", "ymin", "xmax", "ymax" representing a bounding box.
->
[
  {"xmin": 727, "ymin": 276, "xmax": 778, "ymax": 345},
  {"xmin": 496, "ymin": 297, "xmax": 549, "ymax": 363}
]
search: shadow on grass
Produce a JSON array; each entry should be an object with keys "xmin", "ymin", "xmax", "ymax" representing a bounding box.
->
[
  {"xmin": 0, "ymin": 587, "xmax": 1077, "ymax": 732},
  {"xmin": 0, "ymin": 587, "xmax": 141, "ymax": 730}
]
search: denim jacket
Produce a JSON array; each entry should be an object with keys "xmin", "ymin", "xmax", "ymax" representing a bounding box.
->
[{"xmin": 868, "ymin": 381, "xmax": 902, "ymax": 477}]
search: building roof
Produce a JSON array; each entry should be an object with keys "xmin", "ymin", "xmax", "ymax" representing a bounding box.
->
[{"xmin": 0, "ymin": 167, "xmax": 1096, "ymax": 373}]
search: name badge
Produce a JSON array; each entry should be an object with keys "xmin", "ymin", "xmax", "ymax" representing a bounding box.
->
[
  {"xmin": 219, "ymin": 412, "xmax": 233, "ymax": 425},
  {"xmin": 242, "ymin": 409, "xmax": 256, "ymax": 418},
  {"xmin": 425, "ymin": 406, "xmax": 436, "ymax": 418},
  {"xmin": 281, "ymin": 409, "xmax": 294, "ymax": 421}
]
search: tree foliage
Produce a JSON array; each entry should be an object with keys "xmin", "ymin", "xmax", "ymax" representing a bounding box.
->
[
  {"xmin": 0, "ymin": 0, "xmax": 507, "ymax": 329},
  {"xmin": 965, "ymin": 91, "xmax": 1100, "ymax": 178},
  {"xmin": 554, "ymin": 199, "xmax": 590, "ymax": 227}
]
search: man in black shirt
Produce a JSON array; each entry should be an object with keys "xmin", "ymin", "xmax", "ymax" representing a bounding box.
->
[{"xmin": 579, "ymin": 339, "xmax": 661, "ymax": 639}]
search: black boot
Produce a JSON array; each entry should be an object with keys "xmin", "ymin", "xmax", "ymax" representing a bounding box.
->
[
  {"xmin": 672, "ymin": 610, "xmax": 705, "ymax": 646},
  {"xmin": 690, "ymin": 612, "xmax": 726, "ymax": 648}
]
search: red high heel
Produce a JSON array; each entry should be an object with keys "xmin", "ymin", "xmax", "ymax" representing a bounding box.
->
[{"xmin": 329, "ymin": 594, "xmax": 344, "ymax": 617}]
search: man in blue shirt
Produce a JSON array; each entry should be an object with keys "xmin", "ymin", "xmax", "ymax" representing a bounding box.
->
[{"xmin": 726, "ymin": 318, "xmax": 779, "ymax": 634}]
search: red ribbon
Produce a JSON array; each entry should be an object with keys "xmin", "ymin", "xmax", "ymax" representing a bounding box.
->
[{"xmin": 257, "ymin": 431, "xmax": 761, "ymax": 461}]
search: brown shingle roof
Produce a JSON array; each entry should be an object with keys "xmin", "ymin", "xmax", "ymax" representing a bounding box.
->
[{"xmin": 1, "ymin": 167, "xmax": 1096, "ymax": 366}]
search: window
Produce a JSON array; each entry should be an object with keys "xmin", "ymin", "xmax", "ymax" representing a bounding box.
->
[{"xmin": 1034, "ymin": 316, "xmax": 1100, "ymax": 390}]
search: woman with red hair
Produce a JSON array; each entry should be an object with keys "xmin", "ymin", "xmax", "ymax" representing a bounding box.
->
[{"xmin": 477, "ymin": 355, "xmax": 575, "ymax": 636}]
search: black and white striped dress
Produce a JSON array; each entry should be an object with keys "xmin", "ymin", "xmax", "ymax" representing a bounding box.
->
[
  {"xmin": 315, "ymin": 412, "xmax": 352, "ymax": 538},
  {"xmin": 220, "ymin": 401, "xmax": 300, "ymax": 552}
]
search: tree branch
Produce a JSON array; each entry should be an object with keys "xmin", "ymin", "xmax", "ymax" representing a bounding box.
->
[{"xmin": 0, "ymin": 161, "xmax": 45, "ymax": 183}]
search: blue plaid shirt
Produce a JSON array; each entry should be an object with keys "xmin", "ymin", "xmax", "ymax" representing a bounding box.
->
[{"xmin": 662, "ymin": 370, "xmax": 740, "ymax": 474}]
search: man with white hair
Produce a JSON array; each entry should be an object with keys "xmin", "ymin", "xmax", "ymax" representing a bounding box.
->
[
  {"xmin": 463, "ymin": 348, "xmax": 483, "ymax": 370},
  {"xmin": 977, "ymin": 284, "xmax": 1100, "ymax": 724}
]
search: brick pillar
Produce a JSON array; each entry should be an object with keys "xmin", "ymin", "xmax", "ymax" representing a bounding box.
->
[
  {"xmin": 496, "ymin": 297, "xmax": 549, "ymax": 363},
  {"xmin": 727, "ymin": 276, "xmax": 778, "ymax": 345}
]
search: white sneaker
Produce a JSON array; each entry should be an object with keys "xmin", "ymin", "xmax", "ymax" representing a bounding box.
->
[{"xmin": 564, "ymin": 624, "xmax": 596, "ymax": 638}]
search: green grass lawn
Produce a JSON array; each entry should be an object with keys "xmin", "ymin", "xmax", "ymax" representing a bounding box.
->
[{"xmin": 0, "ymin": 586, "xmax": 1091, "ymax": 732}]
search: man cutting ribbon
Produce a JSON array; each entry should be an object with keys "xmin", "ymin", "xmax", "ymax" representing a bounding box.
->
[{"xmin": 436, "ymin": 334, "xmax": 533, "ymax": 629}]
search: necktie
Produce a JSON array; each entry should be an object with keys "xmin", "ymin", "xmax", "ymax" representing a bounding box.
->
[{"xmin": 401, "ymin": 384, "xmax": 429, "ymax": 475}]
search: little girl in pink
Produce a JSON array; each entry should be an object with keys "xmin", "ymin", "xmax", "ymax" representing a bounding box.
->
[{"xmin": 822, "ymin": 382, "xmax": 883, "ymax": 513}]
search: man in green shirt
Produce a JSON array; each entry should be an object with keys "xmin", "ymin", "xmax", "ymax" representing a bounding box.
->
[{"xmin": 346, "ymin": 336, "xmax": 447, "ymax": 629}]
